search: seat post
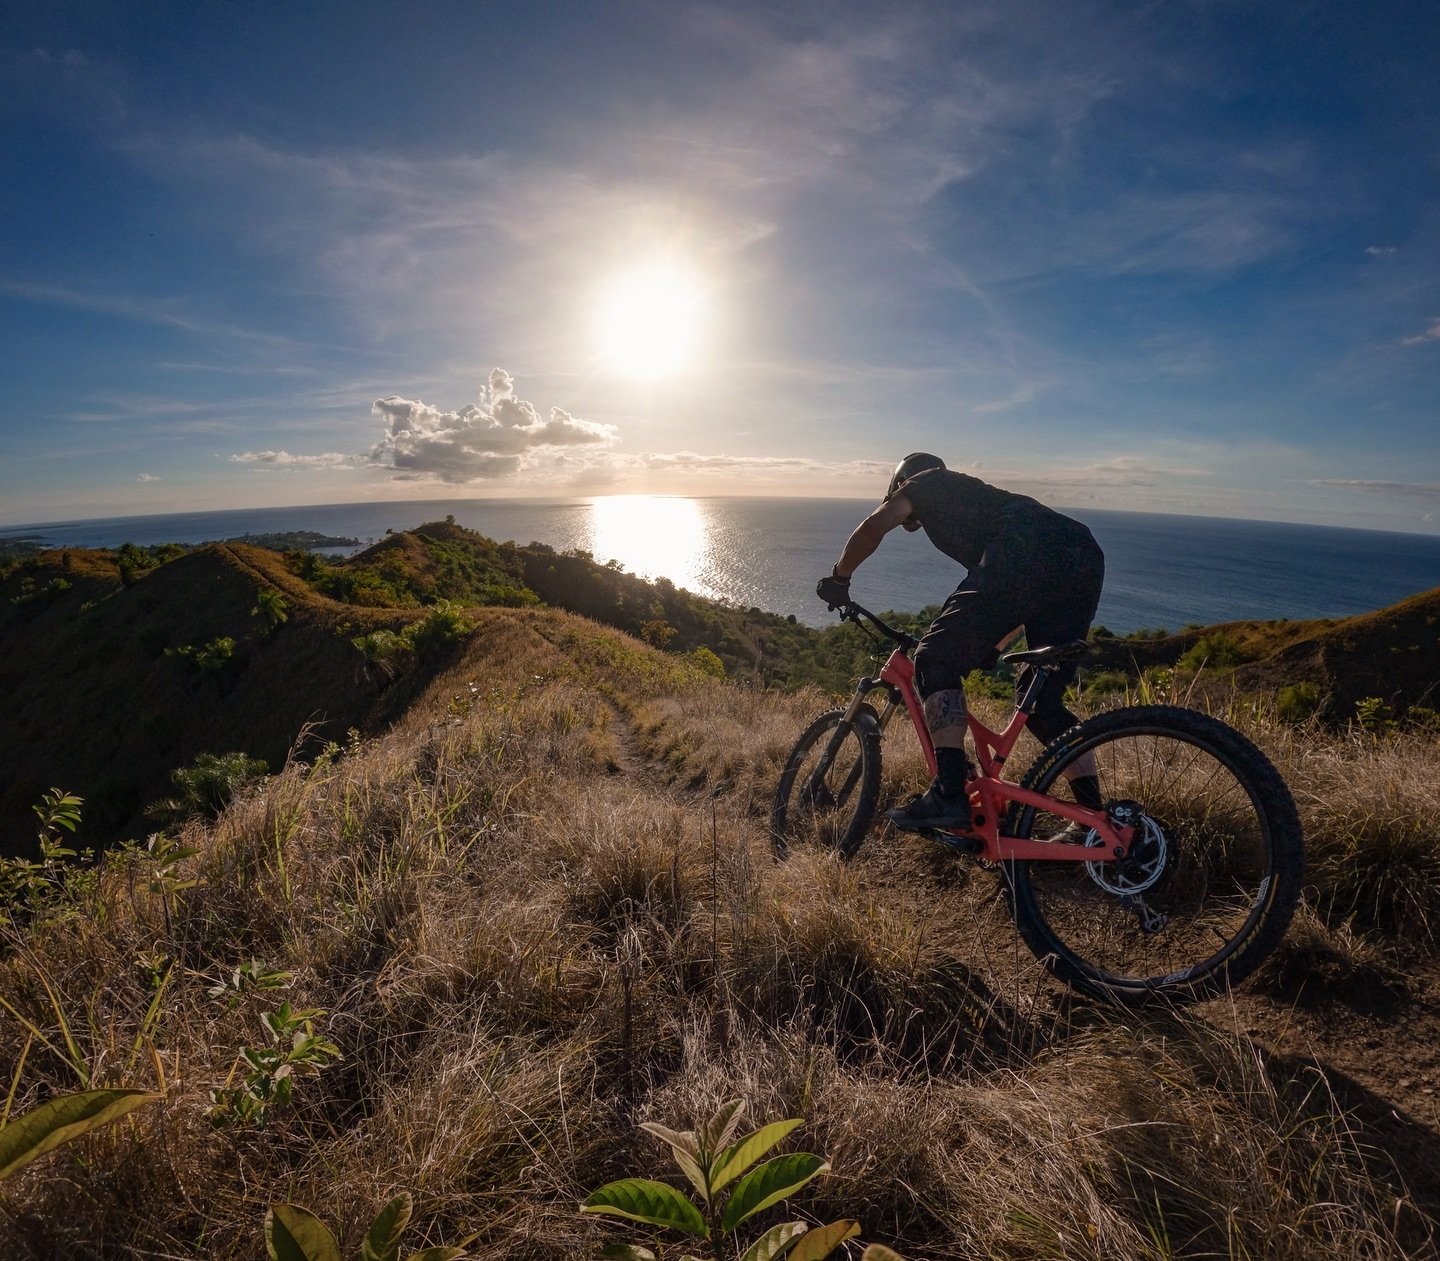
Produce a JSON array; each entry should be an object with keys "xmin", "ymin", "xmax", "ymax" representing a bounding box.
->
[{"xmin": 1015, "ymin": 665, "xmax": 1052, "ymax": 714}]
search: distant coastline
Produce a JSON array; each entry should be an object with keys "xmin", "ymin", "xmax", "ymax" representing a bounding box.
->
[{"xmin": 4, "ymin": 497, "xmax": 1439, "ymax": 636}]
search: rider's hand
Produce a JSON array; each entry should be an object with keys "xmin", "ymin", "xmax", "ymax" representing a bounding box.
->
[{"xmin": 816, "ymin": 570, "xmax": 851, "ymax": 609}]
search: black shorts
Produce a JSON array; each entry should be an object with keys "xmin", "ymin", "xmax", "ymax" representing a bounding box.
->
[{"xmin": 912, "ymin": 511, "xmax": 1104, "ymax": 722}]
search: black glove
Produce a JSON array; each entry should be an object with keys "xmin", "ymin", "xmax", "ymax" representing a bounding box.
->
[{"xmin": 816, "ymin": 571, "xmax": 851, "ymax": 609}]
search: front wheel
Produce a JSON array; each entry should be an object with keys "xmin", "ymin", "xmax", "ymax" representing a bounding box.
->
[
  {"xmin": 771, "ymin": 707, "xmax": 882, "ymax": 859},
  {"xmin": 1004, "ymin": 705, "xmax": 1303, "ymax": 1001}
]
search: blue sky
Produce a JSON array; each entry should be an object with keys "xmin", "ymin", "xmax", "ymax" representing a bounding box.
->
[{"xmin": 2, "ymin": 0, "xmax": 1438, "ymax": 531}]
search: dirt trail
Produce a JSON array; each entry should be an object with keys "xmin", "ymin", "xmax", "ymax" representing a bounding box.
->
[
  {"xmin": 1232, "ymin": 960, "xmax": 1440, "ymax": 1232},
  {"xmin": 585, "ymin": 665, "xmax": 1440, "ymax": 1246}
]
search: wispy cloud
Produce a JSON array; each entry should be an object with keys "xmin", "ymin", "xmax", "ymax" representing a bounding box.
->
[
  {"xmin": 136, "ymin": 472, "xmax": 160, "ymax": 482},
  {"xmin": 0, "ymin": 278, "xmax": 308, "ymax": 350},
  {"xmin": 1313, "ymin": 479, "xmax": 1440, "ymax": 500},
  {"xmin": 1401, "ymin": 319, "xmax": 1440, "ymax": 347}
]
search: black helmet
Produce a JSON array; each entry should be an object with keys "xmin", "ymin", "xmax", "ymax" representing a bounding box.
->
[{"xmin": 886, "ymin": 452, "xmax": 945, "ymax": 500}]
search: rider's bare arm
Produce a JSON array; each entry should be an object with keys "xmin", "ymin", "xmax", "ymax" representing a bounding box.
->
[{"xmin": 833, "ymin": 494, "xmax": 914, "ymax": 579}]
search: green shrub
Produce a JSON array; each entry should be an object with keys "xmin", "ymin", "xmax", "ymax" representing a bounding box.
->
[
  {"xmin": 405, "ymin": 600, "xmax": 475, "ymax": 658},
  {"xmin": 642, "ymin": 618, "xmax": 678, "ymax": 648},
  {"xmin": 1178, "ymin": 633, "xmax": 1245, "ymax": 673},
  {"xmin": 1082, "ymin": 670, "xmax": 1132, "ymax": 695},
  {"xmin": 251, "ymin": 589, "xmax": 289, "ymax": 634},
  {"xmin": 582, "ymin": 1099, "xmax": 859, "ymax": 1261},
  {"xmin": 1406, "ymin": 704, "xmax": 1440, "ymax": 733},
  {"xmin": 151, "ymin": 751, "xmax": 269, "ymax": 822},
  {"xmin": 352, "ymin": 628, "xmax": 410, "ymax": 662},
  {"xmin": 690, "ymin": 645, "xmax": 726, "ymax": 678},
  {"xmin": 1276, "ymin": 681, "xmax": 1322, "ymax": 724},
  {"xmin": 167, "ymin": 636, "xmax": 238, "ymax": 674}
]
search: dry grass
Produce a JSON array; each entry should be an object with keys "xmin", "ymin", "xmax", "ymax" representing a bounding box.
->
[{"xmin": 2, "ymin": 607, "xmax": 1435, "ymax": 1259}]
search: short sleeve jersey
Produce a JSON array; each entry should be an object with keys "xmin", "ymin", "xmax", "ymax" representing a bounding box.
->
[{"xmin": 898, "ymin": 469, "xmax": 1057, "ymax": 570}]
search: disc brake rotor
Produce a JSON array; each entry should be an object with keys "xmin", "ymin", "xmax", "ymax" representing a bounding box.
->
[{"xmin": 1084, "ymin": 813, "xmax": 1168, "ymax": 896}]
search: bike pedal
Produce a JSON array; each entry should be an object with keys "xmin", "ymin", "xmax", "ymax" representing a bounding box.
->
[{"xmin": 928, "ymin": 829, "xmax": 984, "ymax": 856}]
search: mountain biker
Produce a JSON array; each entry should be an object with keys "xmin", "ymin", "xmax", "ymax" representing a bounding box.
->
[{"xmin": 817, "ymin": 453, "xmax": 1105, "ymax": 835}]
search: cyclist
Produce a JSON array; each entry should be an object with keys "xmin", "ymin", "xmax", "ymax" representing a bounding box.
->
[{"xmin": 817, "ymin": 453, "xmax": 1105, "ymax": 835}]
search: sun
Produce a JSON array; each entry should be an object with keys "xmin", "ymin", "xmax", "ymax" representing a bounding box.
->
[{"xmin": 598, "ymin": 263, "xmax": 706, "ymax": 378}]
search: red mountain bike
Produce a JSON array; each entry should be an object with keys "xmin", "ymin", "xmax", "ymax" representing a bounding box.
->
[{"xmin": 772, "ymin": 601, "xmax": 1304, "ymax": 1001}]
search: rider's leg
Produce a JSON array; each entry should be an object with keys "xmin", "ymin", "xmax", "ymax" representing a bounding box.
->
[
  {"xmin": 1021, "ymin": 530, "xmax": 1107, "ymax": 821},
  {"xmin": 1025, "ymin": 689, "xmax": 1101, "ymax": 807},
  {"xmin": 924, "ymin": 686, "xmax": 972, "ymax": 796},
  {"xmin": 887, "ymin": 584, "xmax": 1014, "ymax": 833}
]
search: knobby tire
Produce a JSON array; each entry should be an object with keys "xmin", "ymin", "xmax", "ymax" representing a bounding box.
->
[
  {"xmin": 771, "ymin": 706, "xmax": 882, "ymax": 859},
  {"xmin": 1003, "ymin": 704, "xmax": 1303, "ymax": 1001}
]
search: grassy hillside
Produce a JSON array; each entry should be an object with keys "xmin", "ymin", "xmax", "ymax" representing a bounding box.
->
[
  {"xmin": 0, "ymin": 545, "xmax": 430, "ymax": 852},
  {"xmin": 4, "ymin": 520, "xmax": 1437, "ymax": 857},
  {"xmin": 1085, "ymin": 586, "xmax": 1440, "ymax": 722},
  {"xmin": 3, "ymin": 606, "xmax": 1439, "ymax": 1259}
]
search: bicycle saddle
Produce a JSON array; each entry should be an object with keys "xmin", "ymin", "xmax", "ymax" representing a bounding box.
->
[{"xmin": 1001, "ymin": 640, "xmax": 1090, "ymax": 668}]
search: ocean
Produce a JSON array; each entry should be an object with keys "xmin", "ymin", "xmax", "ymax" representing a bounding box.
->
[{"xmin": 4, "ymin": 497, "xmax": 1439, "ymax": 635}]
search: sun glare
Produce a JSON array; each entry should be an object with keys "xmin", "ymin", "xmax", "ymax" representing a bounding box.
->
[
  {"xmin": 589, "ymin": 495, "xmax": 708, "ymax": 592},
  {"xmin": 598, "ymin": 263, "xmax": 705, "ymax": 378}
]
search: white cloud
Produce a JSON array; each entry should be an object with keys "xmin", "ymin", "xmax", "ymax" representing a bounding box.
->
[
  {"xmin": 1365, "ymin": 245, "xmax": 1397, "ymax": 256},
  {"xmin": 1402, "ymin": 319, "xmax": 1440, "ymax": 347},
  {"xmin": 364, "ymin": 369, "xmax": 619, "ymax": 484},
  {"xmin": 136, "ymin": 472, "xmax": 160, "ymax": 482},
  {"xmin": 231, "ymin": 450, "xmax": 353, "ymax": 468}
]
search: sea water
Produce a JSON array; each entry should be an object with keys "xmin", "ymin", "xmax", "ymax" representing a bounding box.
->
[{"xmin": 4, "ymin": 497, "xmax": 1438, "ymax": 635}]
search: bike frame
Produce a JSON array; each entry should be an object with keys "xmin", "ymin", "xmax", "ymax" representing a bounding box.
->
[{"xmin": 844, "ymin": 617, "xmax": 1135, "ymax": 864}]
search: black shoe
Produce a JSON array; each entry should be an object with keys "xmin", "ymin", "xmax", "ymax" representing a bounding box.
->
[{"xmin": 885, "ymin": 783, "xmax": 972, "ymax": 834}]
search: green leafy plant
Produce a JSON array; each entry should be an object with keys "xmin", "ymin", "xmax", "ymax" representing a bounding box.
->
[
  {"xmin": 405, "ymin": 600, "xmax": 476, "ymax": 658},
  {"xmin": 264, "ymin": 1193, "xmax": 468, "ymax": 1261},
  {"xmin": 1353, "ymin": 696, "xmax": 1396, "ymax": 734},
  {"xmin": 208, "ymin": 959, "xmax": 294, "ymax": 1005},
  {"xmin": 641, "ymin": 619, "xmax": 678, "ymax": 648},
  {"xmin": 689, "ymin": 646, "xmax": 726, "ymax": 679},
  {"xmin": 264, "ymin": 1192, "xmax": 471, "ymax": 1261},
  {"xmin": 0, "ymin": 1088, "xmax": 160, "ymax": 1181},
  {"xmin": 1178, "ymin": 632, "xmax": 1246, "ymax": 673},
  {"xmin": 134, "ymin": 831, "xmax": 202, "ymax": 932},
  {"xmin": 253, "ymin": 589, "xmax": 290, "ymax": 634},
  {"xmin": 582, "ymin": 1100, "xmax": 859, "ymax": 1261},
  {"xmin": 0, "ymin": 790, "xmax": 89, "ymax": 910},
  {"xmin": 209, "ymin": 1001, "xmax": 340, "ymax": 1126}
]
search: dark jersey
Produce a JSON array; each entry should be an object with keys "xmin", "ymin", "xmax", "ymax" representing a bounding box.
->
[{"xmin": 898, "ymin": 468, "xmax": 1080, "ymax": 570}]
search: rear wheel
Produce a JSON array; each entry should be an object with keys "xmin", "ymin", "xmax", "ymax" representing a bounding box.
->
[
  {"xmin": 1004, "ymin": 705, "xmax": 1303, "ymax": 1001},
  {"xmin": 772, "ymin": 707, "xmax": 882, "ymax": 859}
]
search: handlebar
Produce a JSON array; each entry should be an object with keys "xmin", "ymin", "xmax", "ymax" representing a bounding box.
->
[{"xmin": 832, "ymin": 600, "xmax": 919, "ymax": 653}]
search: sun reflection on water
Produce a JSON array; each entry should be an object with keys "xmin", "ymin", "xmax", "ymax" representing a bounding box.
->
[{"xmin": 587, "ymin": 495, "xmax": 709, "ymax": 594}]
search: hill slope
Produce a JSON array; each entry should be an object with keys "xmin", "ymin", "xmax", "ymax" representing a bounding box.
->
[
  {"xmin": 0, "ymin": 544, "xmax": 424, "ymax": 850},
  {"xmin": 1087, "ymin": 585, "xmax": 1440, "ymax": 718},
  {"xmin": 2, "ymin": 604, "xmax": 1439, "ymax": 1258}
]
